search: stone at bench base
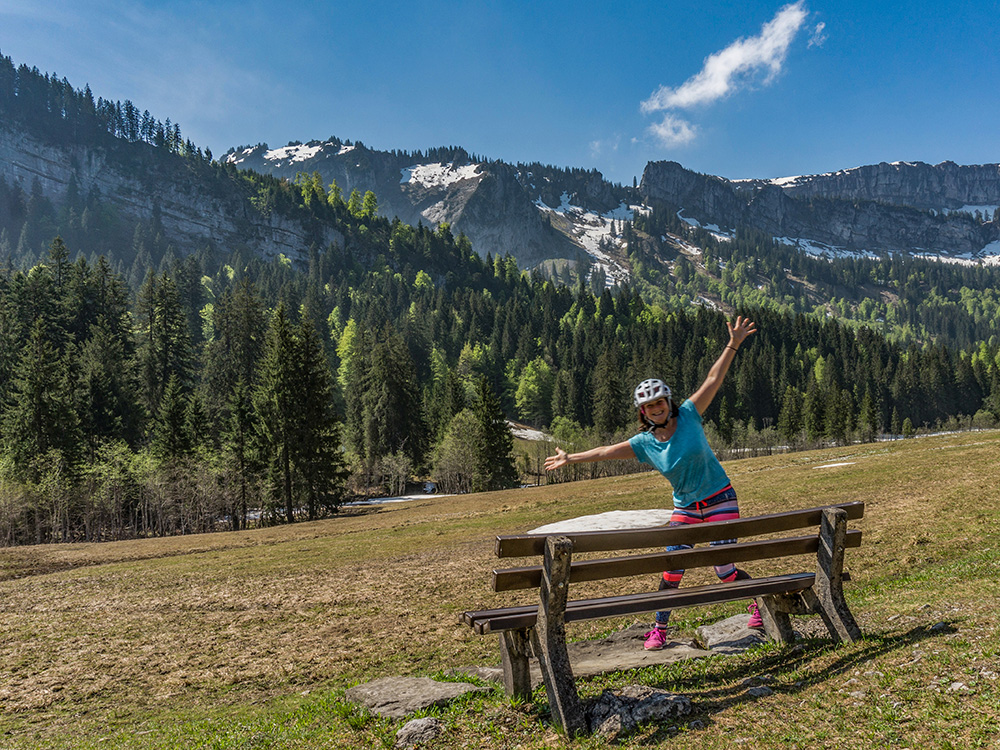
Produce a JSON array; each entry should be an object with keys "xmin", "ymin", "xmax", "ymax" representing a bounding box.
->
[
  {"xmin": 454, "ymin": 624, "xmax": 712, "ymax": 689},
  {"xmin": 696, "ymin": 613, "xmax": 771, "ymax": 653},
  {"xmin": 558, "ymin": 624, "xmax": 711, "ymax": 683}
]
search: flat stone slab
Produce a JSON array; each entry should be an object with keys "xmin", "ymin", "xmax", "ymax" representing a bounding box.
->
[
  {"xmin": 345, "ymin": 676, "xmax": 488, "ymax": 720},
  {"xmin": 559, "ymin": 624, "xmax": 712, "ymax": 682},
  {"xmin": 696, "ymin": 613, "xmax": 769, "ymax": 653},
  {"xmin": 454, "ymin": 624, "xmax": 713, "ymax": 689}
]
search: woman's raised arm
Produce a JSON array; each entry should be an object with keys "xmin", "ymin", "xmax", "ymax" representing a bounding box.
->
[{"xmin": 689, "ymin": 316, "xmax": 757, "ymax": 415}]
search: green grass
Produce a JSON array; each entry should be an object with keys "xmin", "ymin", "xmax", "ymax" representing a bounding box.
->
[{"xmin": 1, "ymin": 431, "xmax": 999, "ymax": 748}]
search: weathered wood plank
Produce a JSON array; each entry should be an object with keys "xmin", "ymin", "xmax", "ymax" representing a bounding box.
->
[
  {"xmin": 757, "ymin": 595, "xmax": 795, "ymax": 643},
  {"xmin": 499, "ymin": 629, "xmax": 532, "ymax": 700},
  {"xmin": 814, "ymin": 508, "xmax": 863, "ymax": 642},
  {"xmin": 495, "ymin": 501, "xmax": 865, "ymax": 557},
  {"xmin": 464, "ymin": 572, "xmax": 853, "ymax": 633},
  {"xmin": 474, "ymin": 572, "xmax": 821, "ymax": 634},
  {"xmin": 493, "ymin": 530, "xmax": 862, "ymax": 591},
  {"xmin": 530, "ymin": 536, "xmax": 586, "ymax": 736}
]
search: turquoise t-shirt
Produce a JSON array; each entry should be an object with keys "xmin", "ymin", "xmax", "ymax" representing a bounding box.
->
[{"xmin": 628, "ymin": 399, "xmax": 730, "ymax": 508}]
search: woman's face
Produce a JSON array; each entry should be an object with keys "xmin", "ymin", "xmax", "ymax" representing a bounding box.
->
[{"xmin": 641, "ymin": 397, "xmax": 671, "ymax": 423}]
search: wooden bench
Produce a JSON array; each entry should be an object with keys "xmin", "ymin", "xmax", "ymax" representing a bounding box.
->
[{"xmin": 462, "ymin": 502, "xmax": 865, "ymax": 736}]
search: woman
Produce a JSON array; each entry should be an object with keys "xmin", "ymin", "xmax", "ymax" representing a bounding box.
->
[{"xmin": 543, "ymin": 315, "xmax": 761, "ymax": 650}]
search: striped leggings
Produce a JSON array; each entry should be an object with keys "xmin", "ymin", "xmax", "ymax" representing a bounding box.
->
[{"xmin": 655, "ymin": 485, "xmax": 749, "ymax": 625}]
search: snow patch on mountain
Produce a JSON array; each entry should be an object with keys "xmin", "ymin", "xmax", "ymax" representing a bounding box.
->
[
  {"xmin": 775, "ymin": 236, "xmax": 878, "ymax": 261},
  {"xmin": 264, "ymin": 143, "xmax": 324, "ymax": 163},
  {"xmin": 916, "ymin": 239, "xmax": 1000, "ymax": 267},
  {"xmin": 676, "ymin": 210, "xmax": 733, "ymax": 242},
  {"xmin": 777, "ymin": 234, "xmax": 1000, "ymax": 267},
  {"xmin": 940, "ymin": 204, "xmax": 1000, "ymax": 217},
  {"xmin": 534, "ymin": 192, "xmax": 641, "ymax": 288},
  {"xmin": 225, "ymin": 141, "xmax": 355, "ymax": 167},
  {"xmin": 400, "ymin": 162, "xmax": 482, "ymax": 189},
  {"xmin": 980, "ymin": 240, "xmax": 1000, "ymax": 265}
]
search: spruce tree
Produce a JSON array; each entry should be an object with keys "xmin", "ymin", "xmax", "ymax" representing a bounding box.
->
[
  {"xmin": 254, "ymin": 303, "xmax": 298, "ymax": 523},
  {"xmin": 221, "ymin": 377, "xmax": 259, "ymax": 530},
  {"xmin": 152, "ymin": 374, "xmax": 191, "ymax": 459},
  {"xmin": 472, "ymin": 376, "xmax": 518, "ymax": 492},
  {"xmin": 358, "ymin": 329, "xmax": 425, "ymax": 469},
  {"xmin": 591, "ymin": 346, "xmax": 625, "ymax": 436},
  {"xmin": 3, "ymin": 318, "xmax": 80, "ymax": 481},
  {"xmin": 777, "ymin": 386, "xmax": 803, "ymax": 443},
  {"xmin": 291, "ymin": 314, "xmax": 347, "ymax": 519}
]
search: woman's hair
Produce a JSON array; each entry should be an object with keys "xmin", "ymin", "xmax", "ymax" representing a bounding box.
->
[{"xmin": 637, "ymin": 398, "xmax": 680, "ymax": 431}]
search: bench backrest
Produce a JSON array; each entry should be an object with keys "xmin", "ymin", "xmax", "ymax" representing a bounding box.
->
[{"xmin": 491, "ymin": 501, "xmax": 864, "ymax": 593}]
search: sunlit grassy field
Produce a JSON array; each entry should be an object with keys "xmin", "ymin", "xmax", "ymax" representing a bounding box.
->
[{"xmin": 1, "ymin": 431, "xmax": 998, "ymax": 749}]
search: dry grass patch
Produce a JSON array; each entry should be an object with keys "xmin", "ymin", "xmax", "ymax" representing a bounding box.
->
[{"xmin": 0, "ymin": 431, "xmax": 998, "ymax": 748}]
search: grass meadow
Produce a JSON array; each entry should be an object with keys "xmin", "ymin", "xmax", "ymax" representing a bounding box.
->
[{"xmin": 1, "ymin": 431, "xmax": 998, "ymax": 749}]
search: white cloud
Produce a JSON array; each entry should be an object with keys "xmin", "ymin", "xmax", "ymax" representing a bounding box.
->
[
  {"xmin": 589, "ymin": 135, "xmax": 622, "ymax": 158},
  {"xmin": 808, "ymin": 22, "xmax": 827, "ymax": 48},
  {"xmin": 641, "ymin": 2, "xmax": 812, "ymax": 148},
  {"xmin": 648, "ymin": 115, "xmax": 698, "ymax": 147}
]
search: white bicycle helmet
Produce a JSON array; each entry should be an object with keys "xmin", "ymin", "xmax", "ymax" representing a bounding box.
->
[{"xmin": 633, "ymin": 378, "xmax": 671, "ymax": 408}]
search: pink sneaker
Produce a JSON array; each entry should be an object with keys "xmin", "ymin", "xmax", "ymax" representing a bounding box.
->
[
  {"xmin": 747, "ymin": 601, "xmax": 764, "ymax": 629},
  {"xmin": 644, "ymin": 627, "xmax": 669, "ymax": 650}
]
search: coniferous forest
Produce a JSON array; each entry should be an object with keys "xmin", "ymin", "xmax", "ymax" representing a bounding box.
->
[{"xmin": 2, "ymin": 54, "xmax": 1000, "ymax": 546}]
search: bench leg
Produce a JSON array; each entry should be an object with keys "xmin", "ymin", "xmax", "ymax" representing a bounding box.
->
[
  {"xmin": 815, "ymin": 508, "xmax": 862, "ymax": 643},
  {"xmin": 499, "ymin": 629, "xmax": 532, "ymax": 700},
  {"xmin": 531, "ymin": 535, "xmax": 587, "ymax": 737},
  {"xmin": 757, "ymin": 595, "xmax": 795, "ymax": 644}
]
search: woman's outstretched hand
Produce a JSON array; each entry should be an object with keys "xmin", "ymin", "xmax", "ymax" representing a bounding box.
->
[
  {"xmin": 544, "ymin": 448, "xmax": 569, "ymax": 471},
  {"xmin": 727, "ymin": 315, "xmax": 757, "ymax": 350}
]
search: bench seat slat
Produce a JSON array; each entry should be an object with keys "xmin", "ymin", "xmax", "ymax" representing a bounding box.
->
[
  {"xmin": 493, "ymin": 529, "xmax": 861, "ymax": 591},
  {"xmin": 469, "ymin": 572, "xmax": 828, "ymax": 634},
  {"xmin": 495, "ymin": 501, "xmax": 864, "ymax": 557},
  {"xmin": 461, "ymin": 567, "xmax": 856, "ymax": 627}
]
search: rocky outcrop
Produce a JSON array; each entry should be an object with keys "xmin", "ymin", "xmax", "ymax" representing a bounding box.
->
[
  {"xmin": 640, "ymin": 160, "xmax": 1000, "ymax": 257},
  {"xmin": 0, "ymin": 126, "xmax": 342, "ymax": 263},
  {"xmin": 227, "ymin": 141, "xmax": 593, "ymax": 269},
  {"xmin": 757, "ymin": 161, "xmax": 1000, "ymax": 211}
]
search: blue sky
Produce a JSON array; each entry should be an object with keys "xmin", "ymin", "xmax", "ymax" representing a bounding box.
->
[{"xmin": 1, "ymin": 1, "xmax": 997, "ymax": 184}]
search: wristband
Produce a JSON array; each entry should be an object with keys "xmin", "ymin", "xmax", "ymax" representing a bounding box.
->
[{"xmin": 726, "ymin": 345, "xmax": 738, "ymax": 352}]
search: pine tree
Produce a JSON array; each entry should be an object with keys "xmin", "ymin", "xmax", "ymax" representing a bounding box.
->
[
  {"xmin": 858, "ymin": 386, "xmax": 878, "ymax": 443},
  {"xmin": 358, "ymin": 329, "xmax": 425, "ymax": 469},
  {"xmin": 203, "ymin": 278, "xmax": 266, "ymax": 421},
  {"xmin": 803, "ymin": 379, "xmax": 826, "ymax": 442},
  {"xmin": 3, "ymin": 318, "xmax": 80, "ymax": 480},
  {"xmin": 221, "ymin": 377, "xmax": 260, "ymax": 531},
  {"xmin": 290, "ymin": 314, "xmax": 347, "ymax": 519},
  {"xmin": 777, "ymin": 386, "xmax": 803, "ymax": 443},
  {"xmin": 76, "ymin": 315, "xmax": 141, "ymax": 454},
  {"xmin": 591, "ymin": 346, "xmax": 626, "ymax": 436},
  {"xmin": 254, "ymin": 303, "xmax": 298, "ymax": 523},
  {"xmin": 152, "ymin": 374, "xmax": 191, "ymax": 458},
  {"xmin": 472, "ymin": 376, "xmax": 518, "ymax": 492},
  {"xmin": 136, "ymin": 272, "xmax": 194, "ymax": 416}
]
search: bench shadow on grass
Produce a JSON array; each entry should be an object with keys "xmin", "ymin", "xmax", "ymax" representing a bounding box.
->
[{"xmin": 618, "ymin": 621, "xmax": 960, "ymax": 743}]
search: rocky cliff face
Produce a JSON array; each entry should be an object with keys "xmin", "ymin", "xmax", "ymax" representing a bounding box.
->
[
  {"xmin": 640, "ymin": 160, "xmax": 1000, "ymax": 258},
  {"xmin": 0, "ymin": 126, "xmax": 342, "ymax": 263},
  {"xmin": 225, "ymin": 140, "xmax": 621, "ymax": 273},
  {"xmin": 753, "ymin": 161, "xmax": 1000, "ymax": 211}
]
